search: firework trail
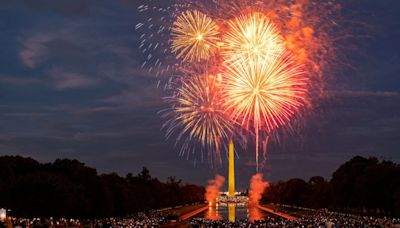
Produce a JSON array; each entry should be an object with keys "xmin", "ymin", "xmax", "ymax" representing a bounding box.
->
[{"xmin": 135, "ymin": 1, "xmax": 188, "ymax": 80}]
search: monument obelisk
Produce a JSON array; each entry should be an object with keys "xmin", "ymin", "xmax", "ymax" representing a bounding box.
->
[{"xmin": 228, "ymin": 139, "xmax": 235, "ymax": 197}]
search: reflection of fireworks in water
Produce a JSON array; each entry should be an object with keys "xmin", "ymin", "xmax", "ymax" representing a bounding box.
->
[
  {"xmin": 223, "ymin": 53, "xmax": 308, "ymax": 170},
  {"xmin": 222, "ymin": 12, "xmax": 284, "ymax": 66},
  {"xmin": 171, "ymin": 10, "xmax": 220, "ymax": 62},
  {"xmin": 205, "ymin": 206, "xmax": 222, "ymax": 220},
  {"xmin": 162, "ymin": 72, "xmax": 233, "ymax": 161}
]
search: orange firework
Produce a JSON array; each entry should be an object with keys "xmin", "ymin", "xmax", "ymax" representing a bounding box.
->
[
  {"xmin": 223, "ymin": 53, "xmax": 307, "ymax": 132},
  {"xmin": 163, "ymin": 72, "xmax": 233, "ymax": 160},
  {"xmin": 138, "ymin": 0, "xmax": 345, "ymax": 169},
  {"xmin": 221, "ymin": 12, "xmax": 284, "ymax": 66},
  {"xmin": 222, "ymin": 53, "xmax": 308, "ymax": 170},
  {"xmin": 219, "ymin": 12, "xmax": 309, "ymax": 170}
]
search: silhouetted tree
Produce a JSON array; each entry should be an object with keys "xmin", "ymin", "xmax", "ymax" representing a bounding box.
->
[
  {"xmin": 262, "ymin": 156, "xmax": 400, "ymax": 217},
  {"xmin": 0, "ymin": 156, "xmax": 205, "ymax": 218}
]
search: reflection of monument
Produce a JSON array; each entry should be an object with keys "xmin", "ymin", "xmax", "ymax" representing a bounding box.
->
[
  {"xmin": 228, "ymin": 139, "xmax": 235, "ymax": 196},
  {"xmin": 228, "ymin": 204, "xmax": 235, "ymax": 222}
]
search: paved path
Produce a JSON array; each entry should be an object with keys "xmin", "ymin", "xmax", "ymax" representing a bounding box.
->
[
  {"xmin": 179, "ymin": 206, "xmax": 209, "ymax": 220},
  {"xmin": 258, "ymin": 205, "xmax": 298, "ymax": 220}
]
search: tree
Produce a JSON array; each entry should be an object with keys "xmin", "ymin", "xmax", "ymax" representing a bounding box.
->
[
  {"xmin": 262, "ymin": 156, "xmax": 400, "ymax": 216},
  {"xmin": 0, "ymin": 156, "xmax": 206, "ymax": 218}
]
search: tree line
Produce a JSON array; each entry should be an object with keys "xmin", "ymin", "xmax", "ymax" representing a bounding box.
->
[
  {"xmin": 0, "ymin": 156, "xmax": 204, "ymax": 218},
  {"xmin": 1, "ymin": 155, "xmax": 399, "ymax": 218},
  {"xmin": 263, "ymin": 156, "xmax": 400, "ymax": 217}
]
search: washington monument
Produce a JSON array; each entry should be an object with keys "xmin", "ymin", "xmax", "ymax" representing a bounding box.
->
[{"xmin": 228, "ymin": 140, "xmax": 235, "ymax": 196}]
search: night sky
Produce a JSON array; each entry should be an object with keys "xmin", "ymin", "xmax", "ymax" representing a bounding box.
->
[{"xmin": 0, "ymin": 0, "xmax": 399, "ymax": 190}]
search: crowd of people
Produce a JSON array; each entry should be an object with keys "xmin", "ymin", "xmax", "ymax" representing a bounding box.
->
[
  {"xmin": 2, "ymin": 211, "xmax": 400, "ymax": 227},
  {"xmin": 189, "ymin": 212, "xmax": 400, "ymax": 228},
  {"xmin": 0, "ymin": 212, "xmax": 168, "ymax": 228}
]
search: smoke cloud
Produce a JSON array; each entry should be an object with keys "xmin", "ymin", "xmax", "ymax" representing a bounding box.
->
[
  {"xmin": 248, "ymin": 206, "xmax": 263, "ymax": 222},
  {"xmin": 248, "ymin": 173, "xmax": 269, "ymax": 206},
  {"xmin": 205, "ymin": 175, "xmax": 225, "ymax": 206}
]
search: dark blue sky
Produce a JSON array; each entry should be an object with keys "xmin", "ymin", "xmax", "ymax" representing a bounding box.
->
[{"xmin": 0, "ymin": 0, "xmax": 399, "ymax": 190}]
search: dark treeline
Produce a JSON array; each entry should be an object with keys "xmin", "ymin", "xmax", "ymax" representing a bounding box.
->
[
  {"xmin": 263, "ymin": 156, "xmax": 400, "ymax": 217},
  {"xmin": 0, "ymin": 156, "xmax": 204, "ymax": 218}
]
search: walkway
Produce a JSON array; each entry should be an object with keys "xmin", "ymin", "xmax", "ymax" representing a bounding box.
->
[
  {"xmin": 179, "ymin": 205, "xmax": 209, "ymax": 220},
  {"xmin": 257, "ymin": 205, "xmax": 298, "ymax": 220}
]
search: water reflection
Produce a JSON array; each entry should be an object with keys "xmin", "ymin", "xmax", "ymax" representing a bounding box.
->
[
  {"xmin": 202, "ymin": 203, "xmax": 268, "ymax": 222},
  {"xmin": 228, "ymin": 204, "xmax": 235, "ymax": 222},
  {"xmin": 205, "ymin": 205, "xmax": 222, "ymax": 220}
]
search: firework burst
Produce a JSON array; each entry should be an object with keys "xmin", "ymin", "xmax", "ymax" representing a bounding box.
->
[
  {"xmin": 222, "ymin": 53, "xmax": 309, "ymax": 169},
  {"xmin": 163, "ymin": 72, "xmax": 233, "ymax": 161},
  {"xmin": 223, "ymin": 53, "xmax": 308, "ymax": 133},
  {"xmin": 136, "ymin": 0, "xmax": 351, "ymax": 168},
  {"xmin": 221, "ymin": 12, "xmax": 284, "ymax": 66},
  {"xmin": 171, "ymin": 10, "xmax": 220, "ymax": 62}
]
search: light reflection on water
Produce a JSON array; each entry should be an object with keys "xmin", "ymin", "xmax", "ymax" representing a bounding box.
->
[{"xmin": 201, "ymin": 204, "xmax": 270, "ymax": 222}]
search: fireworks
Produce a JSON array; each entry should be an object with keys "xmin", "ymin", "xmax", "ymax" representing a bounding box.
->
[
  {"xmin": 223, "ymin": 54, "xmax": 307, "ymax": 134},
  {"xmin": 222, "ymin": 12, "xmax": 284, "ymax": 66},
  {"xmin": 167, "ymin": 11, "xmax": 309, "ymax": 166},
  {"xmin": 163, "ymin": 73, "xmax": 233, "ymax": 157},
  {"xmin": 222, "ymin": 53, "xmax": 308, "ymax": 169},
  {"xmin": 171, "ymin": 10, "xmax": 220, "ymax": 62},
  {"xmin": 136, "ymin": 0, "xmax": 344, "ymax": 166}
]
